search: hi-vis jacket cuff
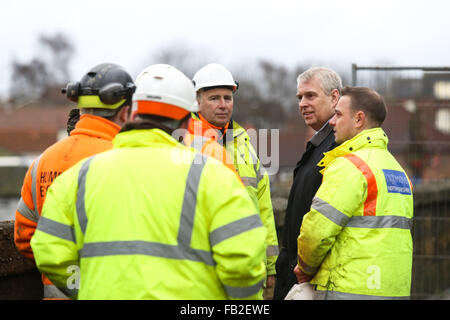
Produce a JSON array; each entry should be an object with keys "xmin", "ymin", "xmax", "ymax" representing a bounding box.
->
[
  {"xmin": 298, "ymin": 255, "xmax": 319, "ymax": 275},
  {"xmin": 223, "ymin": 279, "xmax": 265, "ymax": 298}
]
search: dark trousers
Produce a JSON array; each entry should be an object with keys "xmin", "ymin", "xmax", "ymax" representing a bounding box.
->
[{"xmin": 273, "ymin": 249, "xmax": 298, "ymax": 300}]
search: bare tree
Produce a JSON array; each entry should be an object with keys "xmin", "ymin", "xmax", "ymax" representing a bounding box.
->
[
  {"xmin": 140, "ymin": 42, "xmax": 215, "ymax": 79},
  {"xmin": 233, "ymin": 61, "xmax": 308, "ymax": 129},
  {"xmin": 38, "ymin": 32, "xmax": 75, "ymax": 86},
  {"xmin": 9, "ymin": 58, "xmax": 49, "ymax": 104},
  {"xmin": 8, "ymin": 32, "xmax": 75, "ymax": 106}
]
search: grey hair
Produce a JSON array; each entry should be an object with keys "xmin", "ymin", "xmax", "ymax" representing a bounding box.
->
[{"xmin": 296, "ymin": 67, "xmax": 343, "ymax": 95}]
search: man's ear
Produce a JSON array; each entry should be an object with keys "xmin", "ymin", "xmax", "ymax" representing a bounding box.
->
[
  {"xmin": 196, "ymin": 91, "xmax": 202, "ymax": 105},
  {"xmin": 354, "ymin": 110, "xmax": 366, "ymax": 129},
  {"xmin": 118, "ymin": 105, "xmax": 131, "ymax": 124},
  {"xmin": 330, "ymin": 89, "xmax": 340, "ymax": 107}
]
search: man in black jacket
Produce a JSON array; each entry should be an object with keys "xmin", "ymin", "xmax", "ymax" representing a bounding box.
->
[{"xmin": 274, "ymin": 67, "xmax": 342, "ymax": 299}]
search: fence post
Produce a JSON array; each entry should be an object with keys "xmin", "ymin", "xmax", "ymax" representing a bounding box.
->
[{"xmin": 351, "ymin": 63, "xmax": 357, "ymax": 86}]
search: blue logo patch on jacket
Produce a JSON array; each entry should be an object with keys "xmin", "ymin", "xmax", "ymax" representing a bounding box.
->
[{"xmin": 383, "ymin": 169, "xmax": 412, "ymax": 195}]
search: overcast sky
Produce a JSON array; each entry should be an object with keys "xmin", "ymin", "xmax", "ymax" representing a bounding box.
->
[{"xmin": 2, "ymin": 0, "xmax": 450, "ymax": 97}]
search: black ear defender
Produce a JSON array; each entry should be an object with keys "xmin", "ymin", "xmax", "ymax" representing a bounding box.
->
[
  {"xmin": 62, "ymin": 63, "xmax": 135, "ymax": 105},
  {"xmin": 61, "ymin": 82, "xmax": 81, "ymax": 102},
  {"xmin": 98, "ymin": 82, "xmax": 136, "ymax": 105},
  {"xmin": 62, "ymin": 82, "xmax": 136, "ymax": 105}
]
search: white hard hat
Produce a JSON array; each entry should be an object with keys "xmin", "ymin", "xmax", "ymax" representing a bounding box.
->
[
  {"xmin": 192, "ymin": 63, "xmax": 238, "ymax": 92},
  {"xmin": 133, "ymin": 64, "xmax": 198, "ymax": 120}
]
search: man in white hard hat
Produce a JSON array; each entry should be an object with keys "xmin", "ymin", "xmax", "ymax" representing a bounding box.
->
[
  {"xmin": 31, "ymin": 64, "xmax": 267, "ymax": 299},
  {"xmin": 191, "ymin": 63, "xmax": 279, "ymax": 298}
]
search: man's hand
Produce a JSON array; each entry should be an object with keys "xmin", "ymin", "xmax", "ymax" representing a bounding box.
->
[
  {"xmin": 263, "ymin": 275, "xmax": 276, "ymax": 300},
  {"xmin": 266, "ymin": 275, "xmax": 275, "ymax": 288},
  {"xmin": 293, "ymin": 264, "xmax": 313, "ymax": 283}
]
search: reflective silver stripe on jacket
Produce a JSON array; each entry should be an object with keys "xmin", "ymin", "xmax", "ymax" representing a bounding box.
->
[
  {"xmin": 31, "ymin": 156, "xmax": 41, "ymax": 217},
  {"xmin": 16, "ymin": 197, "xmax": 40, "ymax": 223},
  {"xmin": 44, "ymin": 284, "xmax": 71, "ymax": 299},
  {"xmin": 238, "ymin": 139, "xmax": 267, "ymax": 189},
  {"xmin": 266, "ymin": 245, "xmax": 279, "ymax": 257},
  {"xmin": 177, "ymin": 153, "xmax": 206, "ymax": 246},
  {"xmin": 36, "ymin": 216, "xmax": 76, "ymax": 243},
  {"xmin": 312, "ymin": 197, "xmax": 412, "ymax": 229},
  {"xmin": 209, "ymin": 214, "xmax": 262, "ymax": 247},
  {"xmin": 245, "ymin": 142, "xmax": 265, "ymax": 186},
  {"xmin": 298, "ymin": 255, "xmax": 319, "ymax": 275},
  {"xmin": 223, "ymin": 279, "xmax": 265, "ymax": 298},
  {"xmin": 80, "ymin": 240, "xmax": 214, "ymax": 265},
  {"xmin": 311, "ymin": 197, "xmax": 350, "ymax": 227},
  {"xmin": 241, "ymin": 177, "xmax": 258, "ymax": 188},
  {"xmin": 314, "ymin": 289, "xmax": 410, "ymax": 300},
  {"xmin": 17, "ymin": 156, "xmax": 42, "ymax": 223},
  {"xmin": 76, "ymin": 157, "xmax": 95, "ymax": 235},
  {"xmin": 347, "ymin": 215, "xmax": 413, "ymax": 229}
]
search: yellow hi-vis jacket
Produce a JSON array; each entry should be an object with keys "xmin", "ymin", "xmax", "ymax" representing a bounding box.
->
[
  {"xmin": 189, "ymin": 113, "xmax": 279, "ymax": 277},
  {"xmin": 297, "ymin": 128, "xmax": 413, "ymax": 299},
  {"xmin": 30, "ymin": 128, "xmax": 267, "ymax": 300},
  {"xmin": 229, "ymin": 122, "xmax": 279, "ymax": 277}
]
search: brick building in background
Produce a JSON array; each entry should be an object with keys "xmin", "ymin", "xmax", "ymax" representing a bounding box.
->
[{"xmin": 0, "ymin": 104, "xmax": 73, "ymax": 155}]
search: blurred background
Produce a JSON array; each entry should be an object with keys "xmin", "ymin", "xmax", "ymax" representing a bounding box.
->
[{"xmin": 0, "ymin": 0, "xmax": 449, "ymax": 299}]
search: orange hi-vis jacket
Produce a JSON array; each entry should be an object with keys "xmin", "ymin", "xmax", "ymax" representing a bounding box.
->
[
  {"xmin": 14, "ymin": 114, "xmax": 121, "ymax": 298},
  {"xmin": 183, "ymin": 117, "xmax": 240, "ymax": 180},
  {"xmin": 186, "ymin": 114, "xmax": 279, "ymax": 278}
]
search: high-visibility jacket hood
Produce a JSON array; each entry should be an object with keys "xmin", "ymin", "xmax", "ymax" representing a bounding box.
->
[
  {"xmin": 70, "ymin": 114, "xmax": 121, "ymax": 141},
  {"xmin": 113, "ymin": 126, "xmax": 180, "ymax": 149},
  {"xmin": 318, "ymin": 127, "xmax": 388, "ymax": 172}
]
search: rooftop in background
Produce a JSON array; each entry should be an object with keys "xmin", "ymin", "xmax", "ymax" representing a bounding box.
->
[{"xmin": 0, "ymin": 104, "xmax": 72, "ymax": 155}]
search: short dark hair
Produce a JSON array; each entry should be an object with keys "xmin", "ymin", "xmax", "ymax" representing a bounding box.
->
[{"xmin": 341, "ymin": 86, "xmax": 387, "ymax": 127}]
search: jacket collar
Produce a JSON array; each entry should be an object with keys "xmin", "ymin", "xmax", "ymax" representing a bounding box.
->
[
  {"xmin": 310, "ymin": 121, "xmax": 334, "ymax": 147},
  {"xmin": 70, "ymin": 114, "xmax": 121, "ymax": 141},
  {"xmin": 113, "ymin": 128, "xmax": 180, "ymax": 149},
  {"xmin": 190, "ymin": 112, "xmax": 244, "ymax": 141},
  {"xmin": 319, "ymin": 127, "xmax": 388, "ymax": 171}
]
